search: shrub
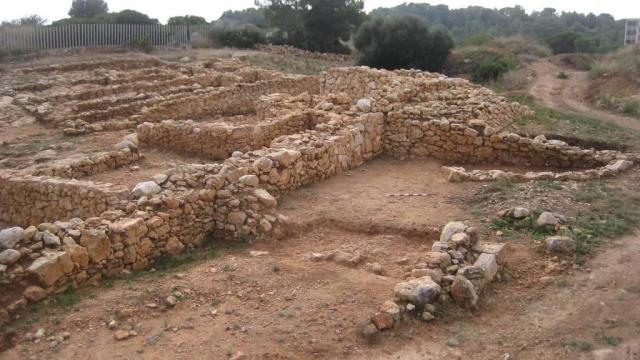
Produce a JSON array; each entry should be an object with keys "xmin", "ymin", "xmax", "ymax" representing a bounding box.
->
[
  {"xmin": 557, "ymin": 71, "xmax": 569, "ymax": 79},
  {"xmin": 471, "ymin": 55, "xmax": 516, "ymax": 83},
  {"xmin": 490, "ymin": 68, "xmax": 530, "ymax": 92},
  {"xmin": 462, "ymin": 33, "xmax": 493, "ymax": 46},
  {"xmin": 127, "ymin": 35, "xmax": 153, "ymax": 53},
  {"xmin": 353, "ymin": 16, "xmax": 453, "ymax": 72},
  {"xmin": 209, "ymin": 26, "xmax": 266, "ymax": 49},
  {"xmin": 623, "ymin": 99, "xmax": 640, "ymax": 116}
]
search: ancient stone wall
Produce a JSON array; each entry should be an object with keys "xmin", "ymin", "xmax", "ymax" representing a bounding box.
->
[
  {"xmin": 383, "ymin": 115, "xmax": 621, "ymax": 168},
  {"xmin": 255, "ymin": 44, "xmax": 353, "ymax": 62},
  {"xmin": 137, "ymin": 75, "xmax": 320, "ymax": 124},
  {"xmin": 28, "ymin": 148, "xmax": 140, "ymax": 179},
  {"xmin": 2, "ymin": 63, "xmax": 637, "ymax": 325},
  {"xmin": 137, "ymin": 112, "xmax": 312, "ymax": 160},
  {"xmin": 0, "ymin": 175, "xmax": 129, "ymax": 227},
  {"xmin": 0, "ymin": 111, "xmax": 385, "ymax": 319}
]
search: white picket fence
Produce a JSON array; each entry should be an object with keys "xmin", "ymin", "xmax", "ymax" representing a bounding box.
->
[{"xmin": 0, "ymin": 24, "xmax": 214, "ymax": 52}]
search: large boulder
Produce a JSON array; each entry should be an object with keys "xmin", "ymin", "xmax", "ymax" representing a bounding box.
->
[
  {"xmin": 440, "ymin": 222, "xmax": 467, "ymax": 242},
  {"xmin": 0, "ymin": 249, "xmax": 21, "ymax": 265},
  {"xmin": 356, "ymin": 98, "xmax": 372, "ymax": 112},
  {"xmin": 393, "ymin": 276, "xmax": 441, "ymax": 306},
  {"xmin": 27, "ymin": 251, "xmax": 74, "ymax": 287},
  {"xmin": 537, "ymin": 212, "xmax": 561, "ymax": 227},
  {"xmin": 80, "ymin": 229, "xmax": 111, "ymax": 263},
  {"xmin": 545, "ymin": 236, "xmax": 576, "ymax": 254},
  {"xmin": 253, "ymin": 189, "xmax": 277, "ymax": 208},
  {"xmin": 450, "ymin": 275, "xmax": 478, "ymax": 308},
  {"xmin": 165, "ymin": 236, "xmax": 185, "ymax": 256},
  {"xmin": 132, "ymin": 181, "xmax": 161, "ymax": 198},
  {"xmin": 0, "ymin": 227, "xmax": 24, "ymax": 249},
  {"xmin": 474, "ymin": 253, "xmax": 498, "ymax": 285},
  {"xmin": 269, "ymin": 149, "xmax": 301, "ymax": 167}
]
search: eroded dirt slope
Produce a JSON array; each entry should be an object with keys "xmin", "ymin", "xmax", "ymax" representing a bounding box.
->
[{"xmin": 528, "ymin": 59, "xmax": 640, "ymax": 131}]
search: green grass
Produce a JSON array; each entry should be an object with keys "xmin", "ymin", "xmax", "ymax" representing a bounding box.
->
[
  {"xmin": 50, "ymin": 288, "xmax": 82, "ymax": 309},
  {"xmin": 511, "ymin": 95, "xmax": 639, "ymax": 148},
  {"xmin": 623, "ymin": 99, "xmax": 640, "ymax": 117},
  {"xmin": 536, "ymin": 180, "xmax": 565, "ymax": 191},
  {"xmin": 563, "ymin": 339, "xmax": 593, "ymax": 352},
  {"xmin": 557, "ymin": 71, "xmax": 569, "ymax": 80},
  {"xmin": 149, "ymin": 240, "xmax": 225, "ymax": 275},
  {"xmin": 566, "ymin": 182, "xmax": 640, "ymax": 257},
  {"xmin": 596, "ymin": 330, "xmax": 622, "ymax": 347},
  {"xmin": 489, "ymin": 213, "xmax": 555, "ymax": 240},
  {"xmin": 482, "ymin": 179, "xmax": 640, "ymax": 260}
]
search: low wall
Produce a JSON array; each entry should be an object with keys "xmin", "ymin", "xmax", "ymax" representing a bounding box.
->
[
  {"xmin": 136, "ymin": 75, "xmax": 321, "ymax": 124},
  {"xmin": 256, "ymin": 44, "xmax": 353, "ymax": 63},
  {"xmin": 383, "ymin": 116, "xmax": 620, "ymax": 168},
  {"xmin": 137, "ymin": 112, "xmax": 312, "ymax": 160},
  {"xmin": 0, "ymin": 175, "xmax": 129, "ymax": 227},
  {"xmin": 29, "ymin": 147, "xmax": 140, "ymax": 179},
  {"xmin": 0, "ymin": 112, "xmax": 385, "ymax": 321}
]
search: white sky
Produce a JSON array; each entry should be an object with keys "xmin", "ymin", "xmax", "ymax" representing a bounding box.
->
[{"xmin": 2, "ymin": 1, "xmax": 639, "ymax": 24}]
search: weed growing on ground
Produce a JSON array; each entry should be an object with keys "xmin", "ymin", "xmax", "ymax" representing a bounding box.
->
[
  {"xmin": 563, "ymin": 339, "xmax": 593, "ymax": 351},
  {"xmin": 482, "ymin": 179, "xmax": 640, "ymax": 259},
  {"xmin": 595, "ymin": 330, "xmax": 622, "ymax": 347},
  {"xmin": 511, "ymin": 95, "xmax": 640, "ymax": 148},
  {"xmin": 49, "ymin": 288, "xmax": 81, "ymax": 309},
  {"xmin": 536, "ymin": 180, "xmax": 564, "ymax": 191},
  {"xmin": 557, "ymin": 71, "xmax": 569, "ymax": 79}
]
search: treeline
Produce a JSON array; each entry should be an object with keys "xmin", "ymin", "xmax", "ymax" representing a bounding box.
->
[
  {"xmin": 369, "ymin": 4, "xmax": 624, "ymax": 54},
  {"xmin": 1, "ymin": 0, "xmax": 628, "ymax": 70}
]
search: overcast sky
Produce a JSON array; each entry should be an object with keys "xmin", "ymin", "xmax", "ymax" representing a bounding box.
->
[{"xmin": 2, "ymin": 0, "xmax": 639, "ymax": 24}]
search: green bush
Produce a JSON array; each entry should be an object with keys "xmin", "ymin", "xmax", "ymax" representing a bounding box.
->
[
  {"xmin": 127, "ymin": 35, "xmax": 153, "ymax": 53},
  {"xmin": 209, "ymin": 26, "xmax": 266, "ymax": 49},
  {"xmin": 353, "ymin": 16, "xmax": 453, "ymax": 72},
  {"xmin": 471, "ymin": 55, "xmax": 516, "ymax": 83},
  {"xmin": 623, "ymin": 99, "xmax": 640, "ymax": 116}
]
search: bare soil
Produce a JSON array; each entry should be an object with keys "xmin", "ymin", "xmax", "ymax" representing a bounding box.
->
[
  {"xmin": 528, "ymin": 58, "xmax": 640, "ymax": 131},
  {"xmin": 2, "ymin": 50, "xmax": 640, "ymax": 360}
]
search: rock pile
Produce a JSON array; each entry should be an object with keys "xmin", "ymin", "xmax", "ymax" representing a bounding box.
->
[{"xmin": 361, "ymin": 221, "xmax": 505, "ymax": 334}]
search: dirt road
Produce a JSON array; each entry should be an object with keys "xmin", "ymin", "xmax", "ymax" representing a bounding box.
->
[{"xmin": 528, "ymin": 59, "xmax": 640, "ymax": 131}]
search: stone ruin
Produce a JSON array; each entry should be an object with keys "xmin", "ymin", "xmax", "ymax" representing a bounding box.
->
[{"xmin": 0, "ymin": 57, "xmax": 638, "ymax": 327}]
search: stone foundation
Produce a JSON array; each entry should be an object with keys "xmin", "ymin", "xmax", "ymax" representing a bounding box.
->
[{"xmin": 1, "ymin": 63, "xmax": 637, "ymax": 325}]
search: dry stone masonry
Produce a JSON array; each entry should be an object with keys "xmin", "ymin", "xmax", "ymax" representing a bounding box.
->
[
  {"xmin": 0, "ymin": 59, "xmax": 637, "ymax": 325},
  {"xmin": 361, "ymin": 222, "xmax": 505, "ymax": 334}
]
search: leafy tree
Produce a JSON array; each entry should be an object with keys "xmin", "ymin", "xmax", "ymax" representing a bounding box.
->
[
  {"xmin": 68, "ymin": 0, "xmax": 109, "ymax": 18},
  {"xmin": 209, "ymin": 25, "xmax": 266, "ymax": 48},
  {"xmin": 112, "ymin": 10, "xmax": 158, "ymax": 25},
  {"xmin": 168, "ymin": 15, "xmax": 208, "ymax": 26},
  {"xmin": 219, "ymin": 8, "xmax": 267, "ymax": 28},
  {"xmin": 257, "ymin": 0, "xmax": 365, "ymax": 53},
  {"xmin": 369, "ymin": 3, "xmax": 625, "ymax": 54},
  {"xmin": 353, "ymin": 16, "xmax": 454, "ymax": 72},
  {"xmin": 53, "ymin": 9, "xmax": 157, "ymax": 25},
  {"xmin": 547, "ymin": 31, "xmax": 579, "ymax": 54},
  {"xmin": 1, "ymin": 15, "xmax": 47, "ymax": 27}
]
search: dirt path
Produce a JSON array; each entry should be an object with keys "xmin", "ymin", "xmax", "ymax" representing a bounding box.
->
[{"xmin": 528, "ymin": 59, "xmax": 640, "ymax": 131}]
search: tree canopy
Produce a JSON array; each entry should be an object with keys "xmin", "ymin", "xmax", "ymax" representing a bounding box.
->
[
  {"xmin": 256, "ymin": 0, "xmax": 365, "ymax": 53},
  {"xmin": 53, "ymin": 9, "xmax": 158, "ymax": 25},
  {"xmin": 68, "ymin": 0, "xmax": 109, "ymax": 18},
  {"xmin": 218, "ymin": 8, "xmax": 267, "ymax": 28},
  {"xmin": 369, "ymin": 3, "xmax": 624, "ymax": 54},
  {"xmin": 168, "ymin": 15, "xmax": 209, "ymax": 26},
  {"xmin": 354, "ymin": 16, "xmax": 454, "ymax": 72},
  {"xmin": 1, "ymin": 15, "xmax": 47, "ymax": 27}
]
